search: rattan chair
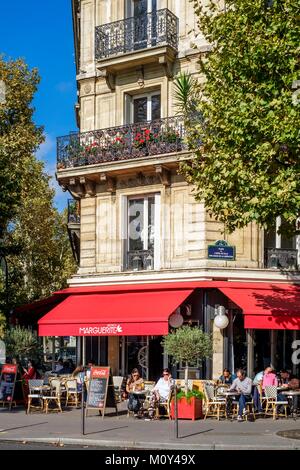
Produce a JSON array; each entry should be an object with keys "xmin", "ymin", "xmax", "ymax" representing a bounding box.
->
[
  {"xmin": 204, "ymin": 383, "xmax": 227, "ymax": 420},
  {"xmin": 42, "ymin": 378, "xmax": 62, "ymax": 413},
  {"xmin": 65, "ymin": 379, "xmax": 81, "ymax": 407},
  {"xmin": 26, "ymin": 379, "xmax": 44, "ymax": 414},
  {"xmin": 264, "ymin": 385, "xmax": 289, "ymax": 419}
]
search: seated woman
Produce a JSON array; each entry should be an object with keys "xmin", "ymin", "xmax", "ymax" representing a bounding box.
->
[
  {"xmin": 148, "ymin": 368, "xmax": 174, "ymax": 419},
  {"xmin": 22, "ymin": 360, "xmax": 37, "ymax": 381},
  {"xmin": 219, "ymin": 368, "xmax": 233, "ymax": 385},
  {"xmin": 126, "ymin": 368, "xmax": 144, "ymax": 417},
  {"xmin": 22, "ymin": 360, "xmax": 38, "ymax": 403}
]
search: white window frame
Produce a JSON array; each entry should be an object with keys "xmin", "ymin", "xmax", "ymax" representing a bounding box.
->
[
  {"xmin": 126, "ymin": 0, "xmax": 155, "ymax": 17},
  {"xmin": 123, "ymin": 193, "xmax": 160, "ymax": 270},
  {"xmin": 131, "ymin": 91, "xmax": 161, "ymax": 123}
]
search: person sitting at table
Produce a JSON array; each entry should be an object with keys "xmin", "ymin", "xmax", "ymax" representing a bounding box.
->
[
  {"xmin": 53, "ymin": 358, "xmax": 64, "ymax": 373},
  {"xmin": 126, "ymin": 368, "xmax": 144, "ymax": 417},
  {"xmin": 219, "ymin": 368, "xmax": 233, "ymax": 385},
  {"xmin": 278, "ymin": 369, "xmax": 291, "ymax": 386},
  {"xmin": 262, "ymin": 366, "xmax": 278, "ymax": 390},
  {"xmin": 22, "ymin": 360, "xmax": 37, "ymax": 381},
  {"xmin": 229, "ymin": 369, "xmax": 253, "ymax": 422},
  {"xmin": 148, "ymin": 368, "xmax": 174, "ymax": 419},
  {"xmin": 252, "ymin": 368, "xmax": 264, "ymax": 413}
]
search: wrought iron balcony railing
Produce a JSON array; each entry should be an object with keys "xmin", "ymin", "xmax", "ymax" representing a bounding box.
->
[
  {"xmin": 68, "ymin": 199, "xmax": 80, "ymax": 224},
  {"xmin": 264, "ymin": 248, "xmax": 298, "ymax": 270},
  {"xmin": 95, "ymin": 9, "xmax": 178, "ymax": 60},
  {"xmin": 126, "ymin": 250, "xmax": 154, "ymax": 271},
  {"xmin": 57, "ymin": 117, "xmax": 186, "ymax": 170}
]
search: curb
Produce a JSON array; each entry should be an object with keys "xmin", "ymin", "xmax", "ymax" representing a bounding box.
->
[{"xmin": 1, "ymin": 437, "xmax": 300, "ymax": 450}]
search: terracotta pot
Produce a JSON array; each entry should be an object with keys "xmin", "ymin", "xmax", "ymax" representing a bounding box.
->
[{"xmin": 170, "ymin": 396, "xmax": 203, "ymax": 421}]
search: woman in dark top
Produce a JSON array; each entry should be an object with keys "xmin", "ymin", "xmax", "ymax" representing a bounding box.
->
[{"xmin": 219, "ymin": 368, "xmax": 233, "ymax": 385}]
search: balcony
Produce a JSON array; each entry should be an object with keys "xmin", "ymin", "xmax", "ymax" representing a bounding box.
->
[
  {"xmin": 126, "ymin": 249, "xmax": 154, "ymax": 271},
  {"xmin": 57, "ymin": 116, "xmax": 186, "ymax": 170},
  {"xmin": 95, "ymin": 9, "xmax": 178, "ymax": 75},
  {"xmin": 264, "ymin": 248, "xmax": 298, "ymax": 270}
]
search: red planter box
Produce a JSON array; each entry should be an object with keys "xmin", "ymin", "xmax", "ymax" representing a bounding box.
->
[{"xmin": 170, "ymin": 397, "xmax": 203, "ymax": 420}]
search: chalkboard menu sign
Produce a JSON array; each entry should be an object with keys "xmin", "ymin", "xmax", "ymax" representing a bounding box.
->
[
  {"xmin": 86, "ymin": 366, "xmax": 118, "ymax": 418},
  {"xmin": 0, "ymin": 364, "xmax": 17, "ymax": 410}
]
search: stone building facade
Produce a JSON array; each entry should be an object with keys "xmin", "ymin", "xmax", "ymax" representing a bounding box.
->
[{"xmin": 54, "ymin": 0, "xmax": 300, "ymax": 380}]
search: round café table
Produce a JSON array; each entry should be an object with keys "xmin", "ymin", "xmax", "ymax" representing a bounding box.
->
[
  {"xmin": 281, "ymin": 390, "xmax": 300, "ymax": 419},
  {"xmin": 219, "ymin": 391, "xmax": 240, "ymax": 417}
]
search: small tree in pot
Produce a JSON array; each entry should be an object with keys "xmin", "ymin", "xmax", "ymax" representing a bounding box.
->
[{"xmin": 162, "ymin": 325, "xmax": 213, "ymax": 393}]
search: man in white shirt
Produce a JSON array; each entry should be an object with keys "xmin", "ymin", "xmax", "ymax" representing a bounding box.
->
[{"xmin": 148, "ymin": 368, "xmax": 174, "ymax": 419}]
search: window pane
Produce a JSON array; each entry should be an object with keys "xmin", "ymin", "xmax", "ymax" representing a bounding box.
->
[
  {"xmin": 148, "ymin": 196, "xmax": 155, "ymax": 250},
  {"xmin": 128, "ymin": 199, "xmax": 144, "ymax": 251},
  {"xmin": 134, "ymin": 0, "xmax": 147, "ymax": 17},
  {"xmin": 151, "ymin": 94, "xmax": 161, "ymax": 120},
  {"xmin": 134, "ymin": 97, "xmax": 147, "ymax": 123}
]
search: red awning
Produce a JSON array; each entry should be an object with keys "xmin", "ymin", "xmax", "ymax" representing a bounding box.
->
[
  {"xmin": 38, "ymin": 289, "xmax": 193, "ymax": 336},
  {"xmin": 218, "ymin": 285, "xmax": 300, "ymax": 330}
]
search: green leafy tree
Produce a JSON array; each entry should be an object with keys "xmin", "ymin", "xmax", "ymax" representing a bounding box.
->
[
  {"xmin": 183, "ymin": 0, "xmax": 300, "ymax": 235},
  {"xmin": 0, "ymin": 57, "xmax": 43, "ymax": 237},
  {"xmin": 3, "ymin": 159, "xmax": 76, "ymax": 309},
  {"xmin": 162, "ymin": 326, "xmax": 213, "ymax": 393},
  {"xmin": 4, "ymin": 325, "xmax": 42, "ymax": 362},
  {"xmin": 0, "ymin": 57, "xmax": 76, "ymax": 318}
]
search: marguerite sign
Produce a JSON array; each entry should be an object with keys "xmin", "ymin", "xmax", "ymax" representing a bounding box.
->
[{"xmin": 79, "ymin": 324, "xmax": 123, "ymax": 335}]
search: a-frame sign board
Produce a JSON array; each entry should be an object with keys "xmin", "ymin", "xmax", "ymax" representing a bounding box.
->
[
  {"xmin": 86, "ymin": 366, "xmax": 118, "ymax": 419},
  {"xmin": 0, "ymin": 364, "xmax": 18, "ymax": 410}
]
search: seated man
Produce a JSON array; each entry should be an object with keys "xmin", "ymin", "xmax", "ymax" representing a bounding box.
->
[
  {"xmin": 230, "ymin": 369, "xmax": 253, "ymax": 422},
  {"xmin": 148, "ymin": 368, "xmax": 174, "ymax": 419}
]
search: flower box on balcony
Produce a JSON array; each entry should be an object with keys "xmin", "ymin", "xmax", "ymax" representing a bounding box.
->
[{"xmin": 170, "ymin": 391, "xmax": 204, "ymax": 421}]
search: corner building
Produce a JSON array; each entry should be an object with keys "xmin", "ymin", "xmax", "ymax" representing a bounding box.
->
[{"xmin": 39, "ymin": 0, "xmax": 300, "ymax": 380}]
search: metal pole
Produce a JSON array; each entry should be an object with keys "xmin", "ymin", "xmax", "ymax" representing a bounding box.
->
[
  {"xmin": 81, "ymin": 337, "xmax": 86, "ymax": 435},
  {"xmin": 174, "ymin": 385, "xmax": 178, "ymax": 439}
]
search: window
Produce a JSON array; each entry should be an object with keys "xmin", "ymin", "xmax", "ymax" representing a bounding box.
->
[
  {"xmin": 125, "ymin": 194, "xmax": 160, "ymax": 271},
  {"xmin": 264, "ymin": 217, "xmax": 298, "ymax": 269},
  {"xmin": 125, "ymin": 92, "xmax": 161, "ymax": 124},
  {"xmin": 125, "ymin": 1, "xmax": 158, "ymax": 51}
]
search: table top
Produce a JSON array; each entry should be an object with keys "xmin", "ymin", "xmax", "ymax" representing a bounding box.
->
[
  {"xmin": 30, "ymin": 385, "xmax": 51, "ymax": 392},
  {"xmin": 221, "ymin": 391, "xmax": 241, "ymax": 396},
  {"xmin": 281, "ymin": 390, "xmax": 300, "ymax": 396},
  {"xmin": 130, "ymin": 390, "xmax": 147, "ymax": 395}
]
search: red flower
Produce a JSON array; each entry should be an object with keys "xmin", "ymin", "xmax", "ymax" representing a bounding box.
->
[
  {"xmin": 145, "ymin": 129, "xmax": 151, "ymax": 135},
  {"xmin": 139, "ymin": 139, "xmax": 145, "ymax": 144}
]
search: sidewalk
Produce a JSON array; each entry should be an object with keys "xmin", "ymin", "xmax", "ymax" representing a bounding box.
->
[{"xmin": 1, "ymin": 406, "xmax": 300, "ymax": 450}]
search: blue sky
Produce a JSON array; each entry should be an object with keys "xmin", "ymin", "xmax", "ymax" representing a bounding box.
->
[{"xmin": 0, "ymin": 0, "xmax": 77, "ymax": 211}]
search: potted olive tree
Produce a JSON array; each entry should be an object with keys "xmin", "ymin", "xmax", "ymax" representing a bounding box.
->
[{"xmin": 162, "ymin": 325, "xmax": 213, "ymax": 420}]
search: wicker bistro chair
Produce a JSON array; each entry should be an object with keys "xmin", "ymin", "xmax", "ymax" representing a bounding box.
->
[
  {"xmin": 42, "ymin": 379, "xmax": 62, "ymax": 413},
  {"xmin": 264, "ymin": 385, "xmax": 289, "ymax": 419},
  {"xmin": 230, "ymin": 394, "xmax": 256, "ymax": 421},
  {"xmin": 26, "ymin": 379, "xmax": 44, "ymax": 414},
  {"xmin": 65, "ymin": 379, "xmax": 81, "ymax": 407},
  {"xmin": 204, "ymin": 384, "xmax": 227, "ymax": 420},
  {"xmin": 155, "ymin": 390, "xmax": 173, "ymax": 420}
]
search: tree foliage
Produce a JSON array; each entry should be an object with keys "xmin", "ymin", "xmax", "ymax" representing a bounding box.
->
[
  {"xmin": 162, "ymin": 326, "xmax": 213, "ymax": 366},
  {"xmin": 4, "ymin": 326, "xmax": 42, "ymax": 362},
  {"xmin": 0, "ymin": 56, "xmax": 76, "ymax": 315},
  {"xmin": 183, "ymin": 0, "xmax": 300, "ymax": 235},
  {"xmin": 0, "ymin": 57, "xmax": 43, "ymax": 236}
]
